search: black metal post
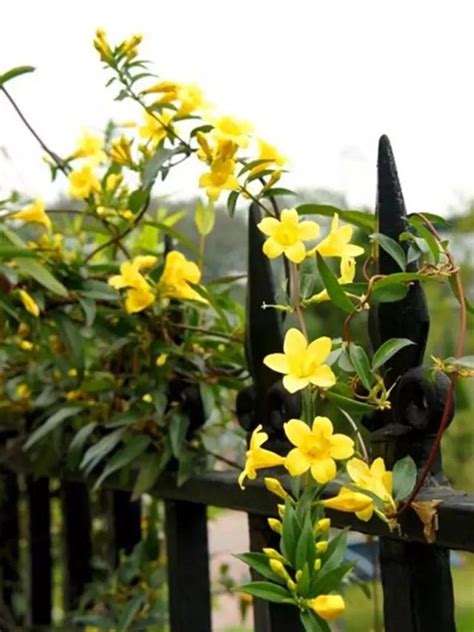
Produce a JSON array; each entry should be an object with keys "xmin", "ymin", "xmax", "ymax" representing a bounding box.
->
[
  {"xmin": 0, "ymin": 467, "xmax": 19, "ymax": 619},
  {"xmin": 112, "ymin": 489, "xmax": 142, "ymax": 563}
]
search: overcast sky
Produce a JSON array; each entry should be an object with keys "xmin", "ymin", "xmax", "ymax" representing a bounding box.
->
[{"xmin": 1, "ymin": 0, "xmax": 474, "ymax": 216}]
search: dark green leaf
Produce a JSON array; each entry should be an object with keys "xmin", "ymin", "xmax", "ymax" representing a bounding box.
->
[
  {"xmin": 348, "ymin": 343, "xmax": 373, "ymax": 390},
  {"xmin": 408, "ymin": 216, "xmax": 441, "ymax": 264},
  {"xmin": 316, "ymin": 254, "xmax": 354, "ymax": 313},
  {"xmin": 169, "ymin": 414, "xmax": 190, "ymax": 458},
  {"xmin": 371, "ymin": 232, "xmax": 406, "ymax": 271},
  {"xmin": 326, "ymin": 392, "xmax": 376, "ymax": 415},
  {"xmin": 236, "ymin": 581, "xmax": 292, "ymax": 603},
  {"xmin": 132, "ymin": 449, "xmax": 170, "ymax": 500},
  {"xmin": 310, "ymin": 561, "xmax": 354, "ymax": 596},
  {"xmin": 24, "ymin": 406, "xmax": 82, "ymax": 450},
  {"xmin": 0, "ymin": 65, "xmax": 35, "ymax": 86},
  {"xmin": 371, "ymin": 338, "xmax": 415, "ymax": 370},
  {"xmin": 372, "ymin": 282, "xmax": 409, "ymax": 303},
  {"xmin": 296, "ymin": 204, "xmax": 375, "ymax": 231},
  {"xmin": 118, "ymin": 594, "xmax": 145, "ymax": 631},
  {"xmin": 235, "ymin": 553, "xmax": 283, "ymax": 583},
  {"xmin": 93, "ymin": 435, "xmax": 152, "ymax": 489},
  {"xmin": 300, "ymin": 611, "xmax": 329, "ymax": 632},
  {"xmin": 80, "ymin": 427, "xmax": 126, "ymax": 472},
  {"xmin": 227, "ymin": 190, "xmax": 239, "ymax": 217},
  {"xmin": 262, "ymin": 187, "xmax": 296, "ymax": 198},
  {"xmin": 68, "ymin": 422, "xmax": 97, "ymax": 469},
  {"xmin": 392, "ymin": 456, "xmax": 417, "ymax": 501}
]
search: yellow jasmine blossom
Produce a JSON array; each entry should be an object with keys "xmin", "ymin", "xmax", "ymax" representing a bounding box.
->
[
  {"xmin": 211, "ymin": 114, "xmax": 253, "ymax": 148},
  {"xmin": 322, "ymin": 486, "xmax": 374, "ymax": 521},
  {"xmin": 122, "ymin": 34, "xmax": 142, "ymax": 60},
  {"xmin": 343, "ymin": 457, "xmax": 396, "ymax": 520},
  {"xmin": 19, "ymin": 340, "xmax": 33, "ymax": 351},
  {"xmin": 238, "ymin": 424, "xmax": 285, "ymax": 489},
  {"xmin": 315, "ymin": 214, "xmax": 365, "ymax": 258},
  {"xmin": 263, "ymin": 328, "xmax": 336, "ymax": 394},
  {"xmin": 157, "ymin": 250, "xmax": 206, "ymax": 302},
  {"xmin": 16, "ymin": 384, "xmax": 31, "ymax": 399},
  {"xmin": 177, "ymin": 83, "xmax": 205, "ymax": 116},
  {"xmin": 252, "ymin": 138, "xmax": 287, "ymax": 174},
  {"xmin": 156, "ymin": 353, "xmax": 168, "ymax": 367},
  {"xmin": 72, "ymin": 131, "xmax": 106, "ymax": 164},
  {"xmin": 144, "ymin": 80, "xmax": 178, "ymax": 96},
  {"xmin": 13, "ymin": 199, "xmax": 51, "ymax": 231},
  {"xmin": 308, "ymin": 594, "xmax": 345, "ymax": 621},
  {"xmin": 283, "ymin": 416, "xmax": 354, "ymax": 484},
  {"xmin": 18, "ymin": 290, "xmax": 40, "ymax": 317},
  {"xmin": 258, "ymin": 209, "xmax": 320, "ymax": 264},
  {"xmin": 307, "ymin": 257, "xmax": 356, "ymax": 303},
  {"xmin": 109, "ymin": 135, "xmax": 133, "ymax": 165},
  {"xmin": 199, "ymin": 158, "xmax": 239, "ymax": 202},
  {"xmin": 93, "ymin": 28, "xmax": 112, "ymax": 62},
  {"xmin": 105, "ymin": 173, "xmax": 123, "ymax": 192},
  {"xmin": 68, "ymin": 165, "xmax": 101, "ymax": 200},
  {"xmin": 139, "ymin": 111, "xmax": 175, "ymax": 146},
  {"xmin": 108, "ymin": 258, "xmax": 155, "ymax": 314}
]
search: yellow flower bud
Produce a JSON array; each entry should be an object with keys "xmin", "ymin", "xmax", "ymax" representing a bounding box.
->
[
  {"xmin": 142, "ymin": 394, "xmax": 153, "ymax": 403},
  {"xmin": 315, "ymin": 518, "xmax": 331, "ymax": 534},
  {"xmin": 307, "ymin": 594, "xmax": 345, "ymax": 622},
  {"xmin": 277, "ymin": 504, "xmax": 285, "ymax": 519},
  {"xmin": 269, "ymin": 559, "xmax": 289, "ymax": 580},
  {"xmin": 316, "ymin": 541, "xmax": 328, "ymax": 554},
  {"xmin": 19, "ymin": 340, "xmax": 33, "ymax": 351},
  {"xmin": 295, "ymin": 569, "xmax": 303, "ymax": 582},
  {"xmin": 314, "ymin": 559, "xmax": 321, "ymax": 572},
  {"xmin": 17, "ymin": 323, "xmax": 30, "ymax": 337},
  {"xmin": 67, "ymin": 368, "xmax": 78, "ymax": 377},
  {"xmin": 18, "ymin": 289, "xmax": 40, "ymax": 317},
  {"xmin": 263, "ymin": 548, "xmax": 286, "ymax": 564},
  {"xmin": 264, "ymin": 477, "xmax": 288, "ymax": 501},
  {"xmin": 287, "ymin": 579, "xmax": 297, "ymax": 592},
  {"xmin": 156, "ymin": 353, "xmax": 168, "ymax": 367},
  {"xmin": 267, "ymin": 518, "xmax": 282, "ymax": 535},
  {"xmin": 106, "ymin": 173, "xmax": 123, "ymax": 192}
]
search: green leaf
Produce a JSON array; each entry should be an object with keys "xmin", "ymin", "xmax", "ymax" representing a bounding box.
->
[
  {"xmin": 300, "ymin": 611, "xmax": 329, "ymax": 632},
  {"xmin": 117, "ymin": 593, "xmax": 145, "ymax": 631},
  {"xmin": 295, "ymin": 517, "xmax": 316, "ymax": 574},
  {"xmin": 407, "ymin": 216, "xmax": 441, "ymax": 264},
  {"xmin": 143, "ymin": 147, "xmax": 174, "ymax": 187},
  {"xmin": 0, "ymin": 246, "xmax": 36, "ymax": 258},
  {"xmin": 238, "ymin": 159, "xmax": 273, "ymax": 176},
  {"xmin": 316, "ymin": 254, "xmax": 354, "ymax": 313},
  {"xmin": 326, "ymin": 391, "xmax": 376, "ymax": 415},
  {"xmin": 262, "ymin": 187, "xmax": 296, "ymax": 198},
  {"xmin": 128, "ymin": 188, "xmax": 149, "ymax": 213},
  {"xmin": 296, "ymin": 204, "xmax": 375, "ymax": 231},
  {"xmin": 194, "ymin": 199, "xmax": 216, "ymax": 236},
  {"xmin": 235, "ymin": 553, "xmax": 283, "ymax": 583},
  {"xmin": 24, "ymin": 406, "xmax": 82, "ymax": 450},
  {"xmin": 372, "ymin": 338, "xmax": 415, "ymax": 370},
  {"xmin": 407, "ymin": 212, "xmax": 450, "ymax": 228},
  {"xmin": 80, "ymin": 428, "xmax": 126, "ymax": 473},
  {"xmin": 169, "ymin": 414, "xmax": 190, "ymax": 458},
  {"xmin": 371, "ymin": 232, "xmax": 407, "ymax": 271},
  {"xmin": 78, "ymin": 297, "xmax": 96, "ymax": 327},
  {"xmin": 93, "ymin": 435, "xmax": 151, "ymax": 490},
  {"xmin": 445, "ymin": 355, "xmax": 474, "ymax": 370},
  {"xmin": 0, "ymin": 65, "xmax": 35, "ymax": 86},
  {"xmin": 371, "ymin": 282, "xmax": 409, "ymax": 303},
  {"xmin": 392, "ymin": 456, "xmax": 417, "ymax": 501},
  {"xmin": 68, "ymin": 422, "xmax": 97, "ymax": 469},
  {"xmin": 55, "ymin": 314, "xmax": 84, "ymax": 373},
  {"xmin": 132, "ymin": 446, "xmax": 171, "ymax": 500},
  {"xmin": 236, "ymin": 581, "xmax": 292, "ymax": 603},
  {"xmin": 348, "ymin": 343, "xmax": 373, "ymax": 390},
  {"xmin": 310, "ymin": 561, "xmax": 354, "ymax": 596},
  {"xmin": 144, "ymin": 221, "xmax": 198, "ymax": 254},
  {"xmin": 226, "ymin": 190, "xmax": 239, "ymax": 217},
  {"xmin": 16, "ymin": 257, "xmax": 68, "ymax": 296}
]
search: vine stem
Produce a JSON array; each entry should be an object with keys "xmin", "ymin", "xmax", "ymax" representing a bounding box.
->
[
  {"xmin": 290, "ymin": 263, "xmax": 307, "ymax": 338},
  {"xmin": 396, "ymin": 213, "xmax": 467, "ymax": 516}
]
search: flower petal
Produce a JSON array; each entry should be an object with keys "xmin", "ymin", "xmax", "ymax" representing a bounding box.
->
[
  {"xmin": 282, "ymin": 374, "xmax": 308, "ymax": 393},
  {"xmin": 329, "ymin": 434, "xmax": 355, "ymax": 459},
  {"xmin": 307, "ymin": 336, "xmax": 332, "ymax": 363},
  {"xmin": 284, "ymin": 447, "xmax": 310, "ymax": 476},
  {"xmin": 355, "ymin": 504, "xmax": 374, "ymax": 522},
  {"xmin": 258, "ymin": 217, "xmax": 280, "ymax": 237},
  {"xmin": 370, "ymin": 457, "xmax": 386, "ymax": 479},
  {"xmin": 383, "ymin": 471, "xmax": 393, "ymax": 495},
  {"xmin": 263, "ymin": 238, "xmax": 284, "ymax": 258},
  {"xmin": 284, "ymin": 419, "xmax": 311, "ymax": 447},
  {"xmin": 280, "ymin": 208, "xmax": 299, "ymax": 224},
  {"xmin": 308, "ymin": 365, "xmax": 336, "ymax": 388},
  {"xmin": 346, "ymin": 458, "xmax": 371, "ymax": 485},
  {"xmin": 312, "ymin": 416, "xmax": 334, "ymax": 438},
  {"xmin": 310, "ymin": 458, "xmax": 337, "ymax": 484},
  {"xmin": 298, "ymin": 220, "xmax": 320, "ymax": 241},
  {"xmin": 284, "ymin": 241, "xmax": 306, "ymax": 263},
  {"xmin": 283, "ymin": 328, "xmax": 307, "ymax": 355},
  {"xmin": 343, "ymin": 243, "xmax": 365, "ymax": 257},
  {"xmin": 263, "ymin": 353, "xmax": 289, "ymax": 374}
]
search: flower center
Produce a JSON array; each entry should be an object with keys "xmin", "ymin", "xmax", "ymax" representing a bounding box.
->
[
  {"xmin": 289, "ymin": 353, "xmax": 318, "ymax": 378},
  {"xmin": 304, "ymin": 436, "xmax": 331, "ymax": 461},
  {"xmin": 275, "ymin": 223, "xmax": 298, "ymax": 246}
]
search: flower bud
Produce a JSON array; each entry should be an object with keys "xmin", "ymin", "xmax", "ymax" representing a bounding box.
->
[
  {"xmin": 316, "ymin": 541, "xmax": 328, "ymax": 554},
  {"xmin": 277, "ymin": 504, "xmax": 285, "ymax": 519},
  {"xmin": 269, "ymin": 559, "xmax": 289, "ymax": 580},
  {"xmin": 264, "ymin": 477, "xmax": 288, "ymax": 501},
  {"xmin": 267, "ymin": 518, "xmax": 282, "ymax": 535},
  {"xmin": 314, "ymin": 518, "xmax": 331, "ymax": 534},
  {"xmin": 263, "ymin": 548, "xmax": 286, "ymax": 564},
  {"xmin": 314, "ymin": 558, "xmax": 321, "ymax": 572}
]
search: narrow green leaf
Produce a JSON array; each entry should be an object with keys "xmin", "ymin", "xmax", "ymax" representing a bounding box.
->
[
  {"xmin": 80, "ymin": 428, "xmax": 126, "ymax": 472},
  {"xmin": 24, "ymin": 406, "xmax": 82, "ymax": 450},
  {"xmin": 117, "ymin": 594, "xmax": 145, "ymax": 631},
  {"xmin": 372, "ymin": 338, "xmax": 415, "ymax": 370},
  {"xmin": 372, "ymin": 282, "xmax": 409, "ymax": 303},
  {"xmin": 235, "ymin": 553, "xmax": 283, "ymax": 583},
  {"xmin": 0, "ymin": 65, "xmax": 35, "ymax": 86},
  {"xmin": 16, "ymin": 257, "xmax": 68, "ymax": 296},
  {"xmin": 408, "ymin": 216, "xmax": 441, "ymax": 264},
  {"xmin": 296, "ymin": 204, "xmax": 375, "ymax": 231},
  {"xmin": 93, "ymin": 435, "xmax": 151, "ymax": 490},
  {"xmin": 169, "ymin": 414, "xmax": 190, "ymax": 458},
  {"xmin": 348, "ymin": 343, "xmax": 373, "ymax": 390},
  {"xmin": 445, "ymin": 355, "xmax": 474, "ymax": 369},
  {"xmin": 300, "ymin": 611, "xmax": 329, "ymax": 632},
  {"xmin": 236, "ymin": 581, "xmax": 292, "ymax": 603},
  {"xmin": 371, "ymin": 232, "xmax": 407, "ymax": 271},
  {"xmin": 227, "ymin": 190, "xmax": 239, "ymax": 217},
  {"xmin": 68, "ymin": 422, "xmax": 97, "ymax": 469},
  {"xmin": 316, "ymin": 254, "xmax": 354, "ymax": 313},
  {"xmin": 392, "ymin": 456, "xmax": 417, "ymax": 501},
  {"xmin": 326, "ymin": 392, "xmax": 376, "ymax": 414}
]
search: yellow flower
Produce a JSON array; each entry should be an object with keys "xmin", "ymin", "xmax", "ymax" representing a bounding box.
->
[
  {"xmin": 156, "ymin": 353, "xmax": 168, "ymax": 367},
  {"xmin": 252, "ymin": 138, "xmax": 287, "ymax": 174},
  {"xmin": 13, "ymin": 199, "xmax": 51, "ymax": 231},
  {"xmin": 157, "ymin": 250, "xmax": 205, "ymax": 302},
  {"xmin": 316, "ymin": 541, "xmax": 328, "ymax": 554},
  {"xmin": 68, "ymin": 165, "xmax": 100, "ymax": 200},
  {"xmin": 108, "ymin": 257, "xmax": 155, "ymax": 314},
  {"xmin": 258, "ymin": 209, "xmax": 319, "ymax": 264},
  {"xmin": 314, "ymin": 214, "xmax": 365, "ymax": 258},
  {"xmin": 322, "ymin": 486, "xmax": 374, "ymax": 521},
  {"xmin": 263, "ymin": 328, "xmax": 336, "ymax": 394},
  {"xmin": 344, "ymin": 457, "xmax": 396, "ymax": 520},
  {"xmin": 109, "ymin": 135, "xmax": 133, "ymax": 165},
  {"xmin": 199, "ymin": 158, "xmax": 239, "ymax": 202},
  {"xmin": 19, "ymin": 340, "xmax": 33, "ymax": 351},
  {"xmin": 16, "ymin": 384, "xmax": 31, "ymax": 399},
  {"xmin": 122, "ymin": 34, "xmax": 142, "ymax": 60},
  {"xmin": 176, "ymin": 83, "xmax": 205, "ymax": 116},
  {"xmin": 315, "ymin": 518, "xmax": 331, "ymax": 533},
  {"xmin": 238, "ymin": 424, "xmax": 285, "ymax": 489},
  {"xmin": 211, "ymin": 114, "xmax": 253, "ymax": 148},
  {"xmin": 72, "ymin": 131, "xmax": 106, "ymax": 164},
  {"xmin": 18, "ymin": 290, "xmax": 40, "ymax": 317},
  {"xmin": 267, "ymin": 518, "xmax": 283, "ymax": 534},
  {"xmin": 283, "ymin": 416, "xmax": 354, "ymax": 484},
  {"xmin": 308, "ymin": 594, "xmax": 345, "ymax": 621},
  {"xmin": 139, "ymin": 111, "xmax": 175, "ymax": 146},
  {"xmin": 93, "ymin": 28, "xmax": 112, "ymax": 62},
  {"xmin": 307, "ymin": 257, "xmax": 356, "ymax": 303}
]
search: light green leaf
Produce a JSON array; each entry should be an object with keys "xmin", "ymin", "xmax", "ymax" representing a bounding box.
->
[
  {"xmin": 372, "ymin": 338, "xmax": 415, "ymax": 370},
  {"xmin": 348, "ymin": 343, "xmax": 373, "ymax": 390},
  {"xmin": 371, "ymin": 232, "xmax": 407, "ymax": 271},
  {"xmin": 392, "ymin": 456, "xmax": 417, "ymax": 501},
  {"xmin": 169, "ymin": 414, "xmax": 190, "ymax": 458},
  {"xmin": 194, "ymin": 199, "xmax": 216, "ymax": 236},
  {"xmin": 236, "ymin": 581, "xmax": 292, "ymax": 604},
  {"xmin": 0, "ymin": 65, "xmax": 35, "ymax": 86},
  {"xmin": 68, "ymin": 422, "xmax": 97, "ymax": 469},
  {"xmin": 296, "ymin": 204, "xmax": 375, "ymax": 231}
]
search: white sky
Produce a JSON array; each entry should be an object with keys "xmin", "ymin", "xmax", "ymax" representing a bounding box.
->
[{"xmin": 1, "ymin": 0, "xmax": 474, "ymax": 215}]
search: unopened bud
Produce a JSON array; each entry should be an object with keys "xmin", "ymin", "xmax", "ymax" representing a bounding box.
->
[
  {"xmin": 267, "ymin": 518, "xmax": 282, "ymax": 535},
  {"xmin": 277, "ymin": 504, "xmax": 285, "ymax": 519},
  {"xmin": 269, "ymin": 559, "xmax": 289, "ymax": 580},
  {"xmin": 316, "ymin": 541, "xmax": 328, "ymax": 554},
  {"xmin": 315, "ymin": 518, "xmax": 331, "ymax": 534},
  {"xmin": 314, "ymin": 559, "xmax": 322, "ymax": 572},
  {"xmin": 263, "ymin": 548, "xmax": 286, "ymax": 564},
  {"xmin": 287, "ymin": 578, "xmax": 297, "ymax": 592},
  {"xmin": 264, "ymin": 477, "xmax": 288, "ymax": 501}
]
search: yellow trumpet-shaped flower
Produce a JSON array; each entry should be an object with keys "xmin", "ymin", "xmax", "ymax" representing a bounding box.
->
[
  {"xmin": 308, "ymin": 594, "xmax": 345, "ymax": 622},
  {"xmin": 210, "ymin": 114, "xmax": 253, "ymax": 148},
  {"xmin": 238, "ymin": 425, "xmax": 285, "ymax": 489},
  {"xmin": 307, "ymin": 257, "xmax": 356, "ymax": 303},
  {"xmin": 199, "ymin": 158, "xmax": 239, "ymax": 202},
  {"xmin": 139, "ymin": 111, "xmax": 175, "ymax": 146},
  {"xmin": 109, "ymin": 135, "xmax": 133, "ymax": 165},
  {"xmin": 108, "ymin": 256, "xmax": 156, "ymax": 314},
  {"xmin": 18, "ymin": 290, "xmax": 40, "ymax": 317},
  {"xmin": 157, "ymin": 250, "xmax": 205, "ymax": 302},
  {"xmin": 283, "ymin": 416, "xmax": 354, "ymax": 484},
  {"xmin": 251, "ymin": 138, "xmax": 287, "ymax": 175},
  {"xmin": 176, "ymin": 83, "xmax": 206, "ymax": 116},
  {"xmin": 314, "ymin": 213, "xmax": 365, "ymax": 258},
  {"xmin": 321, "ymin": 486, "xmax": 374, "ymax": 520},
  {"xmin": 13, "ymin": 199, "xmax": 51, "ymax": 231},
  {"xmin": 72, "ymin": 131, "xmax": 106, "ymax": 164},
  {"xmin": 258, "ymin": 209, "xmax": 320, "ymax": 264},
  {"xmin": 264, "ymin": 328, "xmax": 336, "ymax": 394},
  {"xmin": 68, "ymin": 165, "xmax": 101, "ymax": 200},
  {"xmin": 93, "ymin": 28, "xmax": 112, "ymax": 62}
]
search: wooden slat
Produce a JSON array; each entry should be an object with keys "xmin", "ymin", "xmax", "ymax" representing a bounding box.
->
[{"xmin": 165, "ymin": 500, "xmax": 211, "ymax": 632}]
